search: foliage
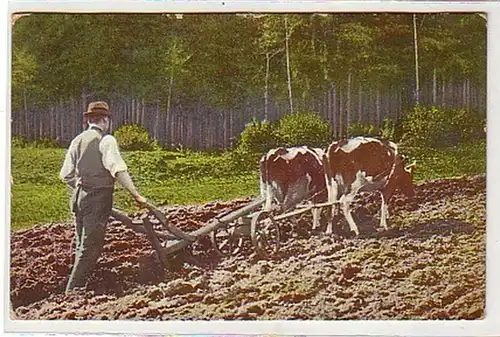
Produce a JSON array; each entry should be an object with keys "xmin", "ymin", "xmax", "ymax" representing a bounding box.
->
[
  {"xmin": 347, "ymin": 122, "xmax": 377, "ymax": 138},
  {"xmin": 11, "ymin": 46, "xmax": 38, "ymax": 111},
  {"xmin": 11, "ymin": 136, "xmax": 59, "ymax": 149},
  {"xmin": 379, "ymin": 118, "xmax": 405, "ymax": 142},
  {"xmin": 113, "ymin": 124, "xmax": 156, "ymax": 151},
  {"xmin": 10, "ymin": 13, "xmax": 486, "ymax": 115},
  {"xmin": 11, "ymin": 136, "xmax": 29, "ymax": 148},
  {"xmin": 235, "ymin": 118, "xmax": 277, "ymax": 155},
  {"xmin": 274, "ymin": 111, "xmax": 332, "ymax": 148},
  {"xmin": 401, "ymin": 105, "xmax": 484, "ymax": 148}
]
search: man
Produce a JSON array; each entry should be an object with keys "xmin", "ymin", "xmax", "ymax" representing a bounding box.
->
[{"xmin": 59, "ymin": 101, "xmax": 147, "ymax": 293}]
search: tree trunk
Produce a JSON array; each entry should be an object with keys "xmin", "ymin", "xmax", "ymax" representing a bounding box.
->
[
  {"xmin": 376, "ymin": 86, "xmax": 381, "ymax": 129},
  {"xmin": 467, "ymin": 78, "xmax": 471, "ymax": 111},
  {"xmin": 441, "ymin": 79, "xmax": 446, "ymax": 108},
  {"xmin": 154, "ymin": 100, "xmax": 160, "ymax": 141},
  {"xmin": 357, "ymin": 83, "xmax": 362, "ymax": 123},
  {"xmin": 39, "ymin": 110, "xmax": 43, "ymax": 138},
  {"xmin": 285, "ymin": 16, "xmax": 293, "ymax": 114},
  {"xmin": 346, "ymin": 71, "xmax": 352, "ymax": 130},
  {"xmin": 265, "ymin": 52, "xmax": 270, "ymax": 120},
  {"xmin": 332, "ymin": 85, "xmax": 337, "ymax": 138},
  {"xmin": 141, "ymin": 98, "xmax": 145, "ymax": 126},
  {"xmin": 166, "ymin": 72, "xmax": 174, "ymax": 146},
  {"xmin": 432, "ymin": 68, "xmax": 437, "ymax": 105},
  {"xmin": 413, "ymin": 13, "xmax": 420, "ymax": 105},
  {"xmin": 339, "ymin": 88, "xmax": 344, "ymax": 138},
  {"xmin": 229, "ymin": 109, "xmax": 233, "ymax": 148},
  {"xmin": 23, "ymin": 89, "xmax": 28, "ymax": 136}
]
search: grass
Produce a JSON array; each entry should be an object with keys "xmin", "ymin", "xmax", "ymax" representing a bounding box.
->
[{"xmin": 10, "ymin": 140, "xmax": 486, "ymax": 230}]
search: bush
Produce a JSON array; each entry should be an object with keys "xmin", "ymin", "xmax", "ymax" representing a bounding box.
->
[
  {"xmin": 235, "ymin": 118, "xmax": 277, "ymax": 154},
  {"xmin": 113, "ymin": 124, "xmax": 155, "ymax": 151},
  {"xmin": 11, "ymin": 136, "xmax": 28, "ymax": 148},
  {"xmin": 401, "ymin": 105, "xmax": 484, "ymax": 148},
  {"xmin": 32, "ymin": 137, "xmax": 59, "ymax": 148},
  {"xmin": 274, "ymin": 111, "xmax": 331, "ymax": 148},
  {"xmin": 379, "ymin": 118, "xmax": 404, "ymax": 142},
  {"xmin": 11, "ymin": 136, "xmax": 60, "ymax": 149},
  {"xmin": 347, "ymin": 122, "xmax": 377, "ymax": 138}
]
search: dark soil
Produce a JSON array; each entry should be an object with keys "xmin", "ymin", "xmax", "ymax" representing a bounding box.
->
[{"xmin": 10, "ymin": 175, "xmax": 486, "ymax": 320}]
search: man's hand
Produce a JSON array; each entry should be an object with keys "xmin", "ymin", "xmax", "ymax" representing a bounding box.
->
[{"xmin": 134, "ymin": 194, "xmax": 147, "ymax": 206}]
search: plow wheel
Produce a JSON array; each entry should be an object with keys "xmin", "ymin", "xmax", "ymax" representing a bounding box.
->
[
  {"xmin": 210, "ymin": 221, "xmax": 248, "ymax": 257},
  {"xmin": 250, "ymin": 211, "xmax": 280, "ymax": 257}
]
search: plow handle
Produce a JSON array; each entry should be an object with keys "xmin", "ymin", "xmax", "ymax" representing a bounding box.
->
[{"xmin": 144, "ymin": 202, "xmax": 197, "ymax": 242}]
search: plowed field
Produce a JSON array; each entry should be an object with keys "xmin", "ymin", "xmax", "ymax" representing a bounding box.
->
[{"xmin": 10, "ymin": 175, "xmax": 486, "ymax": 320}]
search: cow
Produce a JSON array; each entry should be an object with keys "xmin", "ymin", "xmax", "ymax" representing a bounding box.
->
[
  {"xmin": 259, "ymin": 146, "xmax": 328, "ymax": 230},
  {"xmin": 322, "ymin": 136, "xmax": 416, "ymax": 236}
]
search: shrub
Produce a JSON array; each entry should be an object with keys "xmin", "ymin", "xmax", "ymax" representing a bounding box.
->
[
  {"xmin": 347, "ymin": 122, "xmax": 377, "ymax": 138},
  {"xmin": 379, "ymin": 118, "xmax": 405, "ymax": 142},
  {"xmin": 32, "ymin": 137, "xmax": 59, "ymax": 149},
  {"xmin": 11, "ymin": 136, "xmax": 28, "ymax": 148},
  {"xmin": 235, "ymin": 118, "xmax": 277, "ymax": 154},
  {"xmin": 113, "ymin": 124, "xmax": 155, "ymax": 151},
  {"xmin": 401, "ymin": 105, "xmax": 484, "ymax": 148},
  {"xmin": 274, "ymin": 111, "xmax": 331, "ymax": 148}
]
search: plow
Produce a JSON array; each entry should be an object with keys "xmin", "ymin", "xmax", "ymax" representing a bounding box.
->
[{"xmin": 111, "ymin": 198, "xmax": 337, "ymax": 268}]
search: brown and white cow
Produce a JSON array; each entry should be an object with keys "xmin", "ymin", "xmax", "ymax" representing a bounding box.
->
[
  {"xmin": 322, "ymin": 136, "xmax": 416, "ymax": 236},
  {"xmin": 260, "ymin": 146, "xmax": 328, "ymax": 230}
]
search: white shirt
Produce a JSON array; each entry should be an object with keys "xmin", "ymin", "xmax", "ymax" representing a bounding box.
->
[{"xmin": 59, "ymin": 123, "xmax": 128, "ymax": 187}]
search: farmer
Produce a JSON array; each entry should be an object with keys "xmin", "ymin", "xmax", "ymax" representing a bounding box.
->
[{"xmin": 59, "ymin": 101, "xmax": 147, "ymax": 293}]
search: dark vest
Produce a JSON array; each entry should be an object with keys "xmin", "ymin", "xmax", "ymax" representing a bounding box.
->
[{"xmin": 72, "ymin": 126, "xmax": 114, "ymax": 189}]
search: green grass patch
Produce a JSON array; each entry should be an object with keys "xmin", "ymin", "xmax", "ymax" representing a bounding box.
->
[
  {"xmin": 403, "ymin": 140, "xmax": 486, "ymax": 182},
  {"xmin": 9, "ymin": 140, "xmax": 486, "ymax": 230},
  {"xmin": 10, "ymin": 174, "xmax": 259, "ymax": 231}
]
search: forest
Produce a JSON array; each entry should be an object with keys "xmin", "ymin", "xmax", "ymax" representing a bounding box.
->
[{"xmin": 11, "ymin": 12, "xmax": 487, "ymax": 150}]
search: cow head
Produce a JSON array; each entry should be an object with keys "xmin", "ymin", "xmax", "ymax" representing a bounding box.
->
[{"xmin": 395, "ymin": 157, "xmax": 416, "ymax": 198}]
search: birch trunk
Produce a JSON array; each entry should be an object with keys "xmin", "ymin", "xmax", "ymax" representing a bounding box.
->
[
  {"xmin": 338, "ymin": 88, "xmax": 343, "ymax": 138},
  {"xmin": 376, "ymin": 87, "xmax": 381, "ymax": 129},
  {"xmin": 413, "ymin": 13, "xmax": 420, "ymax": 105},
  {"xmin": 23, "ymin": 89, "xmax": 28, "ymax": 136},
  {"xmin": 265, "ymin": 52, "xmax": 270, "ymax": 120},
  {"xmin": 432, "ymin": 68, "xmax": 437, "ymax": 105},
  {"xmin": 441, "ymin": 79, "xmax": 446, "ymax": 108},
  {"xmin": 166, "ymin": 73, "xmax": 174, "ymax": 146},
  {"xmin": 141, "ymin": 98, "xmax": 145, "ymax": 126},
  {"xmin": 285, "ymin": 16, "xmax": 293, "ymax": 114},
  {"xmin": 154, "ymin": 100, "xmax": 160, "ymax": 141},
  {"xmin": 346, "ymin": 71, "xmax": 352, "ymax": 131},
  {"xmin": 357, "ymin": 83, "xmax": 362, "ymax": 123},
  {"xmin": 332, "ymin": 85, "xmax": 337, "ymax": 138}
]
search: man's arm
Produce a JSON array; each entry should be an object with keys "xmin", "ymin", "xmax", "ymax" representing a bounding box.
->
[
  {"xmin": 100, "ymin": 135, "xmax": 145, "ymax": 203},
  {"xmin": 59, "ymin": 140, "xmax": 77, "ymax": 189}
]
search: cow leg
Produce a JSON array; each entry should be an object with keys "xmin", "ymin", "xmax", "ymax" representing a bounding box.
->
[
  {"xmin": 263, "ymin": 183, "xmax": 273, "ymax": 211},
  {"xmin": 311, "ymin": 206, "xmax": 321, "ymax": 231},
  {"xmin": 379, "ymin": 192, "xmax": 389, "ymax": 231},
  {"xmin": 341, "ymin": 192, "xmax": 361, "ymax": 236},
  {"xmin": 325, "ymin": 178, "xmax": 339, "ymax": 236}
]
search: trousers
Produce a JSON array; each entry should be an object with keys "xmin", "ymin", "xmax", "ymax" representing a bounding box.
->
[{"xmin": 65, "ymin": 185, "xmax": 113, "ymax": 293}]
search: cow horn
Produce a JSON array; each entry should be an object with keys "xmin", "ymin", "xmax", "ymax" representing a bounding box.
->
[{"xmin": 405, "ymin": 160, "xmax": 416, "ymax": 171}]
